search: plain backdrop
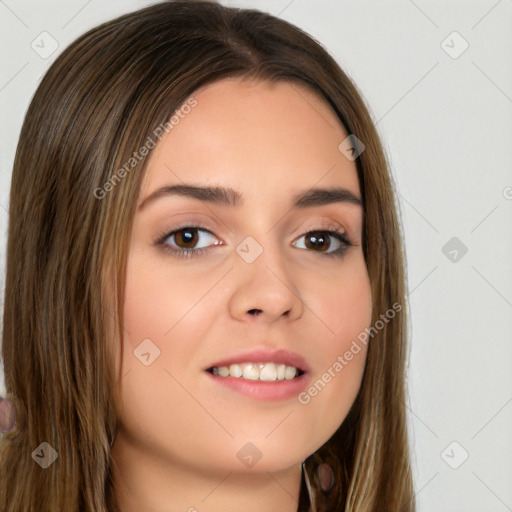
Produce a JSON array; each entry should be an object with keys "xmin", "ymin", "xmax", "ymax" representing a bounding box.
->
[{"xmin": 1, "ymin": 1, "xmax": 511, "ymax": 511}]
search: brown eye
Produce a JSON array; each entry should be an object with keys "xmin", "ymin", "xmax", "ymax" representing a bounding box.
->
[
  {"xmin": 303, "ymin": 231, "xmax": 330, "ymax": 252},
  {"xmin": 292, "ymin": 229, "xmax": 352, "ymax": 258},
  {"xmin": 164, "ymin": 226, "xmax": 215, "ymax": 251},
  {"xmin": 159, "ymin": 226, "xmax": 220, "ymax": 256},
  {"xmin": 173, "ymin": 228, "xmax": 200, "ymax": 249}
]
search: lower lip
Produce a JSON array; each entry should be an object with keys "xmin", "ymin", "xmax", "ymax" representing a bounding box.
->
[{"xmin": 205, "ymin": 371, "xmax": 310, "ymax": 401}]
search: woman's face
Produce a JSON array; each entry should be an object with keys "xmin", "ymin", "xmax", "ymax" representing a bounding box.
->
[{"xmin": 114, "ymin": 77, "xmax": 372, "ymax": 477}]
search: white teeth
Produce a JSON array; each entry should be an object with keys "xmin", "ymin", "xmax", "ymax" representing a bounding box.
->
[
  {"xmin": 284, "ymin": 365, "xmax": 298, "ymax": 380},
  {"xmin": 259, "ymin": 362, "xmax": 277, "ymax": 381},
  {"xmin": 211, "ymin": 362, "xmax": 300, "ymax": 381},
  {"xmin": 217, "ymin": 366, "xmax": 230, "ymax": 377},
  {"xmin": 242, "ymin": 363, "xmax": 260, "ymax": 380},
  {"xmin": 229, "ymin": 364, "xmax": 243, "ymax": 377}
]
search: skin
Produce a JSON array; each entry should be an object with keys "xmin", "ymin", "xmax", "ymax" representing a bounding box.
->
[
  {"xmin": 110, "ymin": 77, "xmax": 372, "ymax": 512},
  {"xmin": 0, "ymin": 397, "xmax": 15, "ymax": 432}
]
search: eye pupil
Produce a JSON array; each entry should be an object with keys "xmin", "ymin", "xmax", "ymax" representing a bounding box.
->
[
  {"xmin": 305, "ymin": 231, "xmax": 329, "ymax": 251},
  {"xmin": 176, "ymin": 228, "xmax": 198, "ymax": 248}
]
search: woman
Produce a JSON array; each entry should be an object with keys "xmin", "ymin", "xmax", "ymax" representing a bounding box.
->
[{"xmin": 0, "ymin": 1, "xmax": 414, "ymax": 510}]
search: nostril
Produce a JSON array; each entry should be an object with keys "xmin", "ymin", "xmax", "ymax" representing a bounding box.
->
[{"xmin": 248, "ymin": 309, "xmax": 262, "ymax": 316}]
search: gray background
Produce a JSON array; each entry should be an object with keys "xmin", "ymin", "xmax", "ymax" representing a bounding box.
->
[{"xmin": 1, "ymin": 1, "xmax": 511, "ymax": 510}]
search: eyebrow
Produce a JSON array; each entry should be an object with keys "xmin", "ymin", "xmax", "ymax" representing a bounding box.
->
[{"xmin": 138, "ymin": 183, "xmax": 362, "ymax": 210}]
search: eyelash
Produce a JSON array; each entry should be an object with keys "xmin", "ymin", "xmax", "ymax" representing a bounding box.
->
[{"xmin": 153, "ymin": 222, "xmax": 353, "ymax": 260}]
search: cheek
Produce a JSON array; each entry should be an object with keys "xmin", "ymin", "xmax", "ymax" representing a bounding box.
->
[
  {"xmin": 119, "ymin": 255, "xmax": 222, "ymax": 412},
  {"xmin": 114, "ymin": 255, "xmax": 221, "ymax": 448},
  {"xmin": 117, "ymin": 252, "xmax": 212, "ymax": 400},
  {"xmin": 122, "ymin": 252, "xmax": 214, "ymax": 346},
  {"xmin": 296, "ymin": 256, "xmax": 372, "ymax": 436},
  {"xmin": 305, "ymin": 254, "xmax": 372, "ymax": 342}
]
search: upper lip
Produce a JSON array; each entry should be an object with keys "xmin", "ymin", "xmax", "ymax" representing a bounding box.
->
[{"xmin": 206, "ymin": 348, "xmax": 310, "ymax": 373}]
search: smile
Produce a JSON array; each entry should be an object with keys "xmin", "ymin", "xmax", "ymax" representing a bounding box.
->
[{"xmin": 207, "ymin": 362, "xmax": 304, "ymax": 381}]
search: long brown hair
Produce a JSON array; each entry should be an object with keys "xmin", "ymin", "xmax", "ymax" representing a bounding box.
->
[{"xmin": 0, "ymin": 1, "xmax": 414, "ymax": 510}]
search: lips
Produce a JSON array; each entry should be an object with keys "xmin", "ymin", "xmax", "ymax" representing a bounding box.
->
[{"xmin": 205, "ymin": 348, "xmax": 311, "ymax": 375}]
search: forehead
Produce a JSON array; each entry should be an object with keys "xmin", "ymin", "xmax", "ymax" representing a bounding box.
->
[{"xmin": 140, "ymin": 77, "xmax": 360, "ymax": 201}]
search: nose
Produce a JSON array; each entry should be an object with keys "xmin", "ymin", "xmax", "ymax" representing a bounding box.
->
[{"xmin": 227, "ymin": 237, "xmax": 304, "ymax": 323}]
